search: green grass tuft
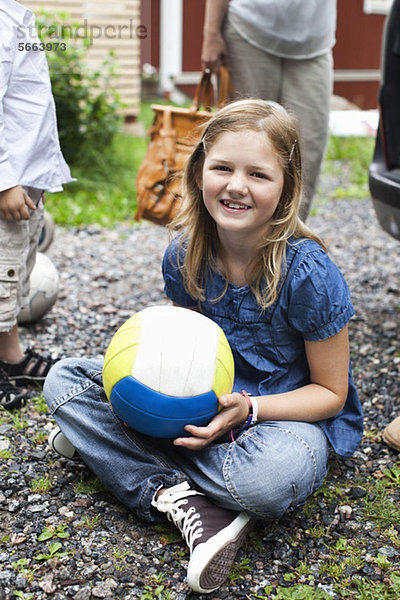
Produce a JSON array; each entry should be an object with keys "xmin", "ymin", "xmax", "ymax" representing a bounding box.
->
[
  {"xmin": 45, "ymin": 132, "xmax": 147, "ymax": 227},
  {"xmin": 324, "ymin": 135, "xmax": 375, "ymax": 198}
]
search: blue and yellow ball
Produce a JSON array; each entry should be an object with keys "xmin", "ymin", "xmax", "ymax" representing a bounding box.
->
[{"xmin": 102, "ymin": 305, "xmax": 234, "ymax": 438}]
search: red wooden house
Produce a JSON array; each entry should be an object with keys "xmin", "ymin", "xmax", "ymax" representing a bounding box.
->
[{"xmin": 140, "ymin": 0, "xmax": 391, "ymax": 109}]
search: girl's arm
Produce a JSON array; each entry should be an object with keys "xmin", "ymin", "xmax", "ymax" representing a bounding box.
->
[
  {"xmin": 174, "ymin": 326, "xmax": 350, "ymax": 449},
  {"xmin": 253, "ymin": 325, "xmax": 349, "ymax": 423}
]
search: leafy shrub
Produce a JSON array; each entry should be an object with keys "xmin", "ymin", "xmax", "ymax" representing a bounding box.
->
[{"xmin": 35, "ymin": 11, "xmax": 123, "ymax": 166}]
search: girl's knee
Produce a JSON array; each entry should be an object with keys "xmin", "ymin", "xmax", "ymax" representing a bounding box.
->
[
  {"xmin": 232, "ymin": 467, "xmax": 306, "ymax": 520},
  {"xmin": 44, "ymin": 357, "xmax": 79, "ymax": 396},
  {"xmin": 224, "ymin": 424, "xmax": 329, "ymax": 519},
  {"xmin": 44, "ymin": 357, "xmax": 105, "ymax": 419},
  {"xmin": 43, "ymin": 357, "xmax": 101, "ymax": 411}
]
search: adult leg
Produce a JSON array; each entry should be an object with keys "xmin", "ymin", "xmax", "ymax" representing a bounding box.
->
[
  {"xmin": 281, "ymin": 53, "xmax": 333, "ymax": 220},
  {"xmin": 222, "ymin": 19, "xmax": 282, "ymax": 100}
]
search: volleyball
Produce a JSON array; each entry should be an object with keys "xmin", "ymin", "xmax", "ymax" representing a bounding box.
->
[
  {"xmin": 102, "ymin": 305, "xmax": 234, "ymax": 438},
  {"xmin": 18, "ymin": 252, "xmax": 59, "ymax": 324}
]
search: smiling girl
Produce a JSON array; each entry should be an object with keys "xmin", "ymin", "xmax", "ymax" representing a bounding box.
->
[{"xmin": 44, "ymin": 99, "xmax": 363, "ymax": 595}]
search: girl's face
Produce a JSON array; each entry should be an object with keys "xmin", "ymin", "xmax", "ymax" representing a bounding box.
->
[{"xmin": 201, "ymin": 130, "xmax": 284, "ymax": 241}]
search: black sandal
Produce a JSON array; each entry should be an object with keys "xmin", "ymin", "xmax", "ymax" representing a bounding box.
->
[
  {"xmin": 0, "ymin": 347, "xmax": 58, "ymax": 386},
  {"xmin": 0, "ymin": 368, "xmax": 26, "ymax": 410}
]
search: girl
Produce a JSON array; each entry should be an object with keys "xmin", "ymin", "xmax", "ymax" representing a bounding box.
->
[{"xmin": 44, "ymin": 99, "xmax": 363, "ymax": 595}]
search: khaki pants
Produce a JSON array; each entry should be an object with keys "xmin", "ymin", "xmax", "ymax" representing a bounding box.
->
[
  {"xmin": 223, "ymin": 19, "xmax": 333, "ymax": 219},
  {"xmin": 0, "ymin": 187, "xmax": 44, "ymax": 332}
]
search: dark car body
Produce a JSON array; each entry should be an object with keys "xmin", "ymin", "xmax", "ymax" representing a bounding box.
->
[{"xmin": 368, "ymin": 0, "xmax": 400, "ymax": 240}]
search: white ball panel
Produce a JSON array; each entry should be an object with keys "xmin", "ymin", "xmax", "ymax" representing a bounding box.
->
[
  {"xmin": 131, "ymin": 306, "xmax": 219, "ymax": 396},
  {"xmin": 18, "ymin": 252, "xmax": 59, "ymax": 324}
]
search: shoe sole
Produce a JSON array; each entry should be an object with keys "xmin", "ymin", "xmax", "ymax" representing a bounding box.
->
[
  {"xmin": 187, "ymin": 513, "xmax": 252, "ymax": 594},
  {"xmin": 383, "ymin": 427, "xmax": 400, "ymax": 451},
  {"xmin": 0, "ymin": 392, "xmax": 25, "ymax": 411},
  {"xmin": 8, "ymin": 375, "xmax": 46, "ymax": 386}
]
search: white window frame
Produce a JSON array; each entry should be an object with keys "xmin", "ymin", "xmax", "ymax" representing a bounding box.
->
[
  {"xmin": 159, "ymin": 0, "xmax": 183, "ymax": 95},
  {"xmin": 364, "ymin": 0, "xmax": 392, "ymax": 14}
]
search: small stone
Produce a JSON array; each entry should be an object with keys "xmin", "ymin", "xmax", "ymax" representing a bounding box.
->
[
  {"xmin": 338, "ymin": 505, "xmax": 353, "ymax": 518},
  {"xmin": 349, "ymin": 486, "xmax": 367, "ymax": 499},
  {"xmin": 378, "ymin": 546, "xmax": 399, "ymax": 558},
  {"xmin": 39, "ymin": 574, "xmax": 56, "ymax": 594}
]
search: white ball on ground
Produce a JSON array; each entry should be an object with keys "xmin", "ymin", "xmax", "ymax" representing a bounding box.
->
[{"xmin": 18, "ymin": 252, "xmax": 60, "ymax": 324}]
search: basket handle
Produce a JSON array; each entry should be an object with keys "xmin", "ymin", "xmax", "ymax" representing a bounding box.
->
[
  {"xmin": 190, "ymin": 65, "xmax": 232, "ymax": 113},
  {"xmin": 190, "ymin": 69, "xmax": 213, "ymax": 113},
  {"xmin": 217, "ymin": 65, "xmax": 232, "ymax": 108}
]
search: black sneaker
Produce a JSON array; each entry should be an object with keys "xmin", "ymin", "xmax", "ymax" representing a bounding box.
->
[
  {"xmin": 0, "ymin": 347, "xmax": 58, "ymax": 386},
  {"xmin": 152, "ymin": 482, "xmax": 252, "ymax": 593},
  {"xmin": 0, "ymin": 367, "xmax": 28, "ymax": 410}
]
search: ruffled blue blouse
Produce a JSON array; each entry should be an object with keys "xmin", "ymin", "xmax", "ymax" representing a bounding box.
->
[{"xmin": 162, "ymin": 237, "xmax": 363, "ymax": 457}]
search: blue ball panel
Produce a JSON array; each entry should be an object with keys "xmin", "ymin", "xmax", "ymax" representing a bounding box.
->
[
  {"xmin": 110, "ymin": 376, "xmax": 219, "ymax": 438},
  {"xmin": 114, "ymin": 376, "xmax": 218, "ymax": 418}
]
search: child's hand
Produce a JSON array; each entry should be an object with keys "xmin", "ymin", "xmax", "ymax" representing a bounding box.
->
[
  {"xmin": 0, "ymin": 186, "xmax": 36, "ymax": 221},
  {"xmin": 173, "ymin": 392, "xmax": 249, "ymax": 450}
]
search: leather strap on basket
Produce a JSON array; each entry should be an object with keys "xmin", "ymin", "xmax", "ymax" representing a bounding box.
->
[
  {"xmin": 190, "ymin": 65, "xmax": 232, "ymax": 113},
  {"xmin": 160, "ymin": 108, "xmax": 176, "ymax": 170},
  {"xmin": 217, "ymin": 65, "xmax": 232, "ymax": 108},
  {"xmin": 190, "ymin": 69, "xmax": 213, "ymax": 113}
]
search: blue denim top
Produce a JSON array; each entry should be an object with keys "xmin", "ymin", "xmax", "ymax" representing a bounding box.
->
[{"xmin": 162, "ymin": 237, "xmax": 363, "ymax": 457}]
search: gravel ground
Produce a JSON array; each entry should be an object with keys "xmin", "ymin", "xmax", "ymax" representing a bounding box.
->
[{"xmin": 1, "ymin": 168, "xmax": 399, "ymax": 600}]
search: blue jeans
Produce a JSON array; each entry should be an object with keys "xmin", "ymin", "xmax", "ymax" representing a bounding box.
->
[{"xmin": 44, "ymin": 358, "xmax": 330, "ymax": 523}]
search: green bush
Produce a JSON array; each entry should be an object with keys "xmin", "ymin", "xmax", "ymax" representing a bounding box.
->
[{"xmin": 35, "ymin": 11, "xmax": 123, "ymax": 166}]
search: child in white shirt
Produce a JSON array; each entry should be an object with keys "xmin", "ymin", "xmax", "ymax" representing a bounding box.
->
[{"xmin": 0, "ymin": 0, "xmax": 73, "ymax": 408}]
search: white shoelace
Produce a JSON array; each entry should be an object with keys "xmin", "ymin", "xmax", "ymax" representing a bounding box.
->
[{"xmin": 153, "ymin": 482, "xmax": 205, "ymax": 551}]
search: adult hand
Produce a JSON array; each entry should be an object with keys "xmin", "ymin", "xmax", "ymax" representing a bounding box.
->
[
  {"xmin": 0, "ymin": 186, "xmax": 36, "ymax": 221},
  {"xmin": 173, "ymin": 392, "xmax": 249, "ymax": 450},
  {"xmin": 201, "ymin": 30, "xmax": 227, "ymax": 74}
]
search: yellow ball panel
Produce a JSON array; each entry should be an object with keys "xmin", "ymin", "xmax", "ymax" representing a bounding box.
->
[
  {"xmin": 212, "ymin": 327, "xmax": 234, "ymax": 400},
  {"xmin": 103, "ymin": 313, "xmax": 142, "ymax": 399}
]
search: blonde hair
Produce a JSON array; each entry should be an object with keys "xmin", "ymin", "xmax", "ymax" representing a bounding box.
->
[{"xmin": 169, "ymin": 98, "xmax": 325, "ymax": 310}]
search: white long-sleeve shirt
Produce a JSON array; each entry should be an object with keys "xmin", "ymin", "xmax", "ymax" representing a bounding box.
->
[{"xmin": 0, "ymin": 0, "xmax": 73, "ymax": 192}]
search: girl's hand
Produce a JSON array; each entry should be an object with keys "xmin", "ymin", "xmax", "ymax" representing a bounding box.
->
[
  {"xmin": 173, "ymin": 392, "xmax": 249, "ymax": 450},
  {"xmin": 0, "ymin": 186, "xmax": 36, "ymax": 221}
]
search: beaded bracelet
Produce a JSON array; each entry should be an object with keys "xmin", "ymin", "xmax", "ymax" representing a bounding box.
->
[
  {"xmin": 239, "ymin": 390, "xmax": 253, "ymax": 430},
  {"xmin": 230, "ymin": 390, "xmax": 258, "ymax": 442},
  {"xmin": 241, "ymin": 390, "xmax": 258, "ymax": 426}
]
